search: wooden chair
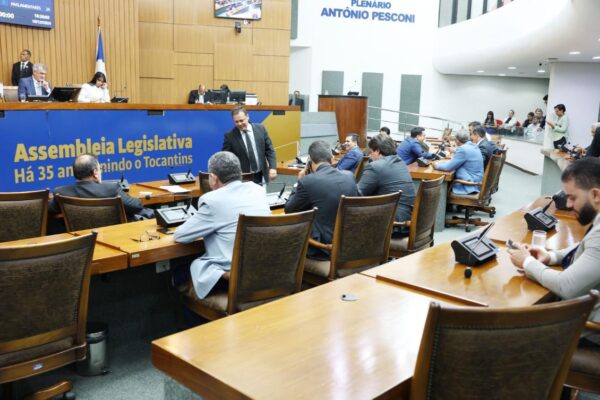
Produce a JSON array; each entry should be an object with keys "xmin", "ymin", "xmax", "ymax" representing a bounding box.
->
[
  {"xmin": 565, "ymin": 320, "xmax": 600, "ymax": 395},
  {"xmin": 0, "ymin": 189, "xmax": 49, "ymax": 242},
  {"xmin": 411, "ymin": 291, "xmax": 599, "ymax": 400},
  {"xmin": 353, "ymin": 156, "xmax": 370, "ymax": 182},
  {"xmin": 0, "ymin": 233, "xmax": 97, "ymax": 400},
  {"xmin": 198, "ymin": 171, "xmax": 255, "ymax": 195},
  {"xmin": 303, "ymin": 192, "xmax": 401, "ymax": 286},
  {"xmin": 183, "ymin": 209, "xmax": 316, "ymax": 320},
  {"xmin": 390, "ymin": 176, "xmax": 444, "ymax": 258},
  {"xmin": 445, "ymin": 153, "xmax": 504, "ymax": 232},
  {"xmin": 56, "ymin": 195, "xmax": 127, "ymax": 232}
]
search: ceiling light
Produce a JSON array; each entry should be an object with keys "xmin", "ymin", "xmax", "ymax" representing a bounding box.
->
[
  {"xmin": 569, "ymin": 51, "xmax": 581, "ymax": 55},
  {"xmin": 498, "ymin": 73, "xmax": 506, "ymax": 77},
  {"xmin": 476, "ymin": 70, "xmax": 485, "ymax": 73},
  {"xmin": 537, "ymin": 69, "xmax": 546, "ymax": 73},
  {"xmin": 593, "ymin": 56, "xmax": 600, "ymax": 60},
  {"xmin": 508, "ymin": 66, "xmax": 517, "ymax": 70}
]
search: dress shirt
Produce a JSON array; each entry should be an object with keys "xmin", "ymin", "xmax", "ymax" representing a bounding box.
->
[{"xmin": 78, "ymin": 83, "xmax": 110, "ymax": 103}]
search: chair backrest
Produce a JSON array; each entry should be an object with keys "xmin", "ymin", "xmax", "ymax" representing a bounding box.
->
[
  {"xmin": 477, "ymin": 153, "xmax": 504, "ymax": 204},
  {"xmin": 199, "ymin": 172, "xmax": 255, "ymax": 195},
  {"xmin": 0, "ymin": 233, "xmax": 96, "ymax": 384},
  {"xmin": 227, "ymin": 209, "xmax": 316, "ymax": 314},
  {"xmin": 354, "ymin": 156, "xmax": 370, "ymax": 181},
  {"xmin": 0, "ymin": 189, "xmax": 49, "ymax": 242},
  {"xmin": 410, "ymin": 291, "xmax": 599, "ymax": 400},
  {"xmin": 490, "ymin": 148, "xmax": 507, "ymax": 195},
  {"xmin": 408, "ymin": 176, "xmax": 444, "ymax": 252},
  {"xmin": 330, "ymin": 192, "xmax": 401, "ymax": 279},
  {"xmin": 56, "ymin": 195, "xmax": 127, "ymax": 232},
  {"xmin": 2, "ymin": 86, "xmax": 18, "ymax": 102}
]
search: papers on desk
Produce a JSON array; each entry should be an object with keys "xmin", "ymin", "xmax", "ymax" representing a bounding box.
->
[{"xmin": 159, "ymin": 185, "xmax": 191, "ymax": 194}]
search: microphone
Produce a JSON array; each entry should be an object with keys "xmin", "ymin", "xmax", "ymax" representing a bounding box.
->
[
  {"xmin": 186, "ymin": 168, "xmax": 193, "ymax": 179},
  {"xmin": 541, "ymin": 198, "xmax": 554, "ymax": 213},
  {"xmin": 277, "ymin": 183, "xmax": 286, "ymax": 199},
  {"xmin": 120, "ymin": 173, "xmax": 125, "ymax": 183},
  {"xmin": 274, "ymin": 141, "xmax": 300, "ymax": 157}
]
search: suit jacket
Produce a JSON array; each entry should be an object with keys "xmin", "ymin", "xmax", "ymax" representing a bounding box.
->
[
  {"xmin": 288, "ymin": 97, "xmax": 305, "ymax": 111},
  {"xmin": 477, "ymin": 138, "xmax": 498, "ymax": 168},
  {"xmin": 285, "ymin": 163, "xmax": 359, "ymax": 259},
  {"xmin": 18, "ymin": 76, "xmax": 51, "ymax": 99},
  {"xmin": 222, "ymin": 123, "xmax": 277, "ymax": 183},
  {"xmin": 523, "ymin": 214, "xmax": 600, "ymax": 344},
  {"xmin": 336, "ymin": 146, "xmax": 363, "ymax": 173},
  {"xmin": 397, "ymin": 137, "xmax": 433, "ymax": 165},
  {"xmin": 11, "ymin": 61, "xmax": 33, "ymax": 85},
  {"xmin": 188, "ymin": 90, "xmax": 213, "ymax": 104},
  {"xmin": 174, "ymin": 181, "xmax": 271, "ymax": 299},
  {"xmin": 434, "ymin": 141, "xmax": 484, "ymax": 195},
  {"xmin": 358, "ymin": 155, "xmax": 416, "ymax": 222},
  {"xmin": 49, "ymin": 180, "xmax": 143, "ymax": 217}
]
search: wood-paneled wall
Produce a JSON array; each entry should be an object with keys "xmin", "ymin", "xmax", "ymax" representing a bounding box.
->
[
  {"xmin": 139, "ymin": 0, "xmax": 291, "ymax": 105},
  {"xmin": 0, "ymin": 0, "xmax": 139, "ymax": 102}
]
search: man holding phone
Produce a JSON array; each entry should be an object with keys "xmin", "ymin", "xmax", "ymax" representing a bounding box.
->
[{"xmin": 17, "ymin": 63, "xmax": 51, "ymax": 99}]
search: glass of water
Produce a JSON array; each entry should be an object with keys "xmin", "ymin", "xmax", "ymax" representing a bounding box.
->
[{"xmin": 531, "ymin": 230, "xmax": 547, "ymax": 249}]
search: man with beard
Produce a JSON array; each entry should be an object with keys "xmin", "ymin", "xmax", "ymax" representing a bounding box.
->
[{"xmin": 508, "ymin": 157, "xmax": 600, "ymax": 346}]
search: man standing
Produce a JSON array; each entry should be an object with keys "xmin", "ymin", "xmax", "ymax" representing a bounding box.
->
[
  {"xmin": 288, "ymin": 90, "xmax": 305, "ymax": 111},
  {"xmin": 396, "ymin": 127, "xmax": 434, "ymax": 165},
  {"xmin": 470, "ymin": 125, "xmax": 498, "ymax": 168},
  {"xmin": 188, "ymin": 84, "xmax": 211, "ymax": 104},
  {"xmin": 17, "ymin": 63, "xmax": 51, "ymax": 99},
  {"xmin": 433, "ymin": 130, "xmax": 484, "ymax": 194},
  {"xmin": 285, "ymin": 140, "xmax": 358, "ymax": 259},
  {"xmin": 508, "ymin": 158, "xmax": 600, "ymax": 346},
  {"xmin": 358, "ymin": 133, "xmax": 415, "ymax": 223},
  {"xmin": 49, "ymin": 153, "xmax": 144, "ymax": 219},
  {"xmin": 547, "ymin": 103, "xmax": 569, "ymax": 149},
  {"xmin": 11, "ymin": 49, "xmax": 33, "ymax": 86},
  {"xmin": 336, "ymin": 133, "xmax": 363, "ymax": 173},
  {"xmin": 222, "ymin": 107, "xmax": 277, "ymax": 184},
  {"xmin": 174, "ymin": 151, "xmax": 271, "ymax": 299}
]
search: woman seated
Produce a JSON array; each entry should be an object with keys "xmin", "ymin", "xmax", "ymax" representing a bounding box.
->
[
  {"xmin": 483, "ymin": 110, "xmax": 498, "ymax": 134},
  {"xmin": 78, "ymin": 72, "xmax": 110, "ymax": 103}
]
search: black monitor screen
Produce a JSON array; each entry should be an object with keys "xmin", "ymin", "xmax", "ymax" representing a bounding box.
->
[
  {"xmin": 229, "ymin": 90, "xmax": 246, "ymax": 104},
  {"xmin": 50, "ymin": 87, "xmax": 80, "ymax": 102},
  {"xmin": 215, "ymin": 0, "xmax": 262, "ymax": 20},
  {"xmin": 209, "ymin": 89, "xmax": 228, "ymax": 104}
]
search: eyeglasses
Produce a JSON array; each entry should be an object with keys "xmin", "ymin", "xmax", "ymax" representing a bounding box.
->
[{"xmin": 132, "ymin": 230, "xmax": 160, "ymax": 242}]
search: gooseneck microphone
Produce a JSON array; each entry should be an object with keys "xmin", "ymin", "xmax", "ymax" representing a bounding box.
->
[{"xmin": 465, "ymin": 222, "xmax": 495, "ymax": 278}]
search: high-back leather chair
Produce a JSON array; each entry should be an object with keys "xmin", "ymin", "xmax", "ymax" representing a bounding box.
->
[
  {"xmin": 390, "ymin": 176, "xmax": 444, "ymax": 258},
  {"xmin": 0, "ymin": 189, "xmax": 49, "ymax": 242},
  {"xmin": 353, "ymin": 156, "xmax": 370, "ymax": 182},
  {"xmin": 411, "ymin": 291, "xmax": 599, "ymax": 400},
  {"xmin": 56, "ymin": 194, "xmax": 127, "ymax": 232},
  {"xmin": 565, "ymin": 320, "xmax": 600, "ymax": 395},
  {"xmin": 198, "ymin": 171, "xmax": 255, "ymax": 195},
  {"xmin": 445, "ymin": 153, "xmax": 504, "ymax": 232},
  {"xmin": 0, "ymin": 233, "xmax": 97, "ymax": 400},
  {"xmin": 183, "ymin": 209, "xmax": 316, "ymax": 320},
  {"xmin": 303, "ymin": 192, "xmax": 401, "ymax": 286}
]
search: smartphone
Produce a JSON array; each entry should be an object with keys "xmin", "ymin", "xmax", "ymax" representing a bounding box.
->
[{"xmin": 506, "ymin": 239, "xmax": 517, "ymax": 249}]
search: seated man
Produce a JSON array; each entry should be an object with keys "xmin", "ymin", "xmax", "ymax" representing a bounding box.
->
[
  {"xmin": 336, "ymin": 133, "xmax": 363, "ymax": 173},
  {"xmin": 49, "ymin": 153, "xmax": 144, "ymax": 219},
  {"xmin": 396, "ymin": 127, "xmax": 433, "ymax": 165},
  {"xmin": 470, "ymin": 125, "xmax": 498, "ymax": 168},
  {"xmin": 358, "ymin": 133, "xmax": 415, "ymax": 223},
  {"xmin": 18, "ymin": 63, "xmax": 51, "ymax": 99},
  {"xmin": 433, "ymin": 130, "xmax": 484, "ymax": 194},
  {"xmin": 508, "ymin": 157, "xmax": 600, "ymax": 347},
  {"xmin": 285, "ymin": 140, "xmax": 359, "ymax": 259},
  {"xmin": 174, "ymin": 151, "xmax": 271, "ymax": 299},
  {"xmin": 188, "ymin": 84, "xmax": 212, "ymax": 104}
]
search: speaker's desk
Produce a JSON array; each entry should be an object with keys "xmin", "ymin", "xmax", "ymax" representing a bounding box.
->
[{"xmin": 152, "ymin": 274, "xmax": 460, "ymax": 400}]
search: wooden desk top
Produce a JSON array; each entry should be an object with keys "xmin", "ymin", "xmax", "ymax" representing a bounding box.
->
[
  {"xmin": 362, "ymin": 242, "xmax": 551, "ymax": 308},
  {"xmin": 128, "ymin": 184, "xmax": 175, "ymax": 206},
  {"xmin": 135, "ymin": 179, "xmax": 200, "ymax": 198},
  {"xmin": 0, "ymin": 233, "xmax": 128, "ymax": 275},
  {"xmin": 152, "ymin": 274, "xmax": 454, "ymax": 400},
  {"xmin": 73, "ymin": 219, "xmax": 203, "ymax": 267}
]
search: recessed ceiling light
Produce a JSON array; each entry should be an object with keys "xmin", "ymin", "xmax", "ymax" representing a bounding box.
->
[
  {"xmin": 537, "ymin": 69, "xmax": 546, "ymax": 73},
  {"xmin": 476, "ymin": 70, "xmax": 485, "ymax": 73},
  {"xmin": 569, "ymin": 51, "xmax": 581, "ymax": 55},
  {"xmin": 508, "ymin": 66, "xmax": 517, "ymax": 70},
  {"xmin": 593, "ymin": 56, "xmax": 600, "ymax": 60},
  {"xmin": 498, "ymin": 73, "xmax": 506, "ymax": 77}
]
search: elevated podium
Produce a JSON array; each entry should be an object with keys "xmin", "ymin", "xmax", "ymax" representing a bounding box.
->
[{"xmin": 318, "ymin": 95, "xmax": 367, "ymax": 147}]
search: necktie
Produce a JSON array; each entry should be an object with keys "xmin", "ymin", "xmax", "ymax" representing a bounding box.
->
[
  {"xmin": 561, "ymin": 224, "xmax": 593, "ymax": 269},
  {"xmin": 21, "ymin": 62, "xmax": 26, "ymax": 71},
  {"xmin": 242, "ymin": 130, "xmax": 258, "ymax": 172}
]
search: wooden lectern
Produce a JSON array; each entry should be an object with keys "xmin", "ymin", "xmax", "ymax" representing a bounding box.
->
[{"xmin": 318, "ymin": 95, "xmax": 368, "ymax": 147}]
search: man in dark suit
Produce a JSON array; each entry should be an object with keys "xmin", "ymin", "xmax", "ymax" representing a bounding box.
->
[
  {"xmin": 49, "ymin": 154, "xmax": 144, "ymax": 219},
  {"xmin": 285, "ymin": 140, "xmax": 359, "ymax": 259},
  {"xmin": 11, "ymin": 49, "xmax": 33, "ymax": 85},
  {"xmin": 288, "ymin": 90, "xmax": 305, "ymax": 111},
  {"xmin": 188, "ymin": 84, "xmax": 213, "ymax": 104},
  {"xmin": 18, "ymin": 63, "xmax": 51, "ymax": 99},
  {"xmin": 470, "ymin": 125, "xmax": 498, "ymax": 168},
  {"xmin": 222, "ymin": 107, "xmax": 277, "ymax": 184}
]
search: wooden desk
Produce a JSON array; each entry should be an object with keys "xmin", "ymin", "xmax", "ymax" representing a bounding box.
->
[
  {"xmin": 0, "ymin": 233, "xmax": 129, "ymax": 275},
  {"xmin": 135, "ymin": 179, "xmax": 200, "ymax": 199},
  {"xmin": 153, "ymin": 274, "xmax": 457, "ymax": 400},
  {"xmin": 128, "ymin": 184, "xmax": 175, "ymax": 206},
  {"xmin": 72, "ymin": 219, "xmax": 203, "ymax": 268}
]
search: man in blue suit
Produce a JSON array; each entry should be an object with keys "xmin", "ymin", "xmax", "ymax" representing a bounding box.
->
[
  {"xmin": 396, "ymin": 127, "xmax": 434, "ymax": 165},
  {"xmin": 17, "ymin": 63, "xmax": 51, "ymax": 100},
  {"xmin": 335, "ymin": 133, "xmax": 363, "ymax": 173},
  {"xmin": 433, "ymin": 130, "xmax": 484, "ymax": 195}
]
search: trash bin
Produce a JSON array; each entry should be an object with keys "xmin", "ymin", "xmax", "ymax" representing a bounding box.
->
[{"xmin": 77, "ymin": 322, "xmax": 109, "ymax": 376}]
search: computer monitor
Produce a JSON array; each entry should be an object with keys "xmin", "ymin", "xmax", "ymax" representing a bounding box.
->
[
  {"xmin": 208, "ymin": 89, "xmax": 228, "ymax": 104},
  {"xmin": 229, "ymin": 90, "xmax": 246, "ymax": 104},
  {"xmin": 49, "ymin": 87, "xmax": 81, "ymax": 102}
]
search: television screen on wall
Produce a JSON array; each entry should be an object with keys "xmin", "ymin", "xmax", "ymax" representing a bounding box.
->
[
  {"xmin": 0, "ymin": 0, "xmax": 54, "ymax": 29},
  {"xmin": 214, "ymin": 0, "xmax": 262, "ymax": 21}
]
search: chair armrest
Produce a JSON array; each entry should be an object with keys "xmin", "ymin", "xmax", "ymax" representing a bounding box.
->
[
  {"xmin": 308, "ymin": 238, "xmax": 333, "ymax": 251},
  {"xmin": 222, "ymin": 271, "xmax": 230, "ymax": 280},
  {"xmin": 393, "ymin": 221, "xmax": 411, "ymax": 228},
  {"xmin": 453, "ymin": 179, "xmax": 482, "ymax": 186},
  {"xmin": 585, "ymin": 320, "xmax": 600, "ymax": 332}
]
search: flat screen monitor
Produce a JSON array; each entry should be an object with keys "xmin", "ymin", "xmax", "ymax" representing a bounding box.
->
[
  {"xmin": 27, "ymin": 95, "xmax": 51, "ymax": 102},
  {"xmin": 215, "ymin": 0, "xmax": 262, "ymax": 20},
  {"xmin": 209, "ymin": 89, "xmax": 228, "ymax": 104},
  {"xmin": 0, "ymin": 0, "xmax": 54, "ymax": 29},
  {"xmin": 49, "ymin": 87, "xmax": 80, "ymax": 102},
  {"xmin": 229, "ymin": 90, "xmax": 246, "ymax": 104}
]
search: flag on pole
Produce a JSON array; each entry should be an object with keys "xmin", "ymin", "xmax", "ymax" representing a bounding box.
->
[{"xmin": 95, "ymin": 21, "xmax": 106, "ymax": 74}]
